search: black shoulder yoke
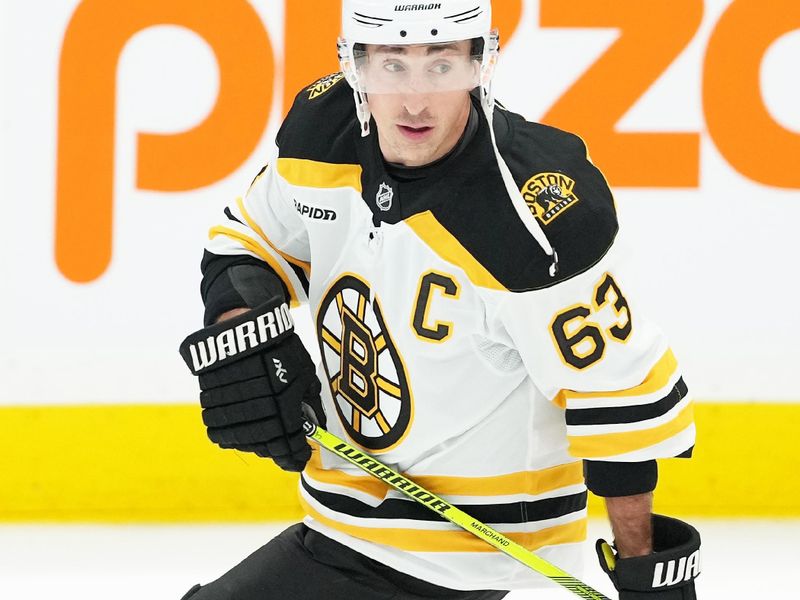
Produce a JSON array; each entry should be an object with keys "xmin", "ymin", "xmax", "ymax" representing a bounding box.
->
[
  {"xmin": 276, "ymin": 73, "xmax": 361, "ymax": 165},
  {"xmin": 274, "ymin": 82, "xmax": 618, "ymax": 293},
  {"xmin": 422, "ymin": 101, "xmax": 619, "ymax": 292},
  {"xmin": 500, "ymin": 107, "xmax": 619, "ymax": 290}
]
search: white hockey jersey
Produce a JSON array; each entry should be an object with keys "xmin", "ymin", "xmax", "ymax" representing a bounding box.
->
[{"xmin": 204, "ymin": 75, "xmax": 695, "ymax": 591}]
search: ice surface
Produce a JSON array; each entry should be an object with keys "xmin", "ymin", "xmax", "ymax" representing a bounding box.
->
[{"xmin": 0, "ymin": 519, "xmax": 794, "ymax": 599}]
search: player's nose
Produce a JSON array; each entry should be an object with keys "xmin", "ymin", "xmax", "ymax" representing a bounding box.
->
[{"xmin": 401, "ymin": 94, "xmax": 430, "ymax": 118}]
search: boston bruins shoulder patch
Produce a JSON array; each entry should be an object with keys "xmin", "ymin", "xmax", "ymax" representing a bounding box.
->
[
  {"xmin": 521, "ymin": 172, "xmax": 580, "ymax": 225},
  {"xmin": 316, "ymin": 274, "xmax": 413, "ymax": 452}
]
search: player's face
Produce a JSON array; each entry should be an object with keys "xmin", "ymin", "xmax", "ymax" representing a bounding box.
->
[{"xmin": 363, "ymin": 41, "xmax": 475, "ymax": 167}]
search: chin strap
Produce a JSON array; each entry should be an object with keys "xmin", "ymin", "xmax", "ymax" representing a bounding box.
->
[
  {"xmin": 353, "ymin": 86, "xmax": 371, "ymax": 137},
  {"xmin": 479, "ymin": 71, "xmax": 560, "ymax": 278},
  {"xmin": 339, "ymin": 37, "xmax": 372, "ymax": 137}
]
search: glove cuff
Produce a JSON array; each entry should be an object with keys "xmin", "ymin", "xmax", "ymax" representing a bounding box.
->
[
  {"xmin": 597, "ymin": 515, "xmax": 701, "ymax": 596},
  {"xmin": 180, "ymin": 297, "xmax": 294, "ymax": 375}
]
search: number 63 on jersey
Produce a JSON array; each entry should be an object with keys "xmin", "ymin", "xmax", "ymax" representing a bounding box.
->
[{"xmin": 549, "ymin": 273, "xmax": 633, "ymax": 370}]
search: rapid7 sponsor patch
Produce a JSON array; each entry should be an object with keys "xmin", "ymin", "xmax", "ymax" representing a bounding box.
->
[{"xmin": 294, "ymin": 199, "xmax": 337, "ymax": 221}]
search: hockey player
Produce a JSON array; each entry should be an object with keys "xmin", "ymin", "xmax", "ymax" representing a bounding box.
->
[{"xmin": 179, "ymin": 1, "xmax": 701, "ymax": 598}]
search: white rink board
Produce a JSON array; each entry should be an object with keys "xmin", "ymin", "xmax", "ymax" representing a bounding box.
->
[{"xmin": 1, "ymin": 0, "xmax": 799, "ymax": 405}]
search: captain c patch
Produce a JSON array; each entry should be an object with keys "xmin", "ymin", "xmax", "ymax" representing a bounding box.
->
[{"xmin": 521, "ymin": 172, "xmax": 580, "ymax": 225}]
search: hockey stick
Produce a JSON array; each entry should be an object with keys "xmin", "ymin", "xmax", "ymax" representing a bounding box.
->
[{"xmin": 303, "ymin": 420, "xmax": 611, "ymax": 600}]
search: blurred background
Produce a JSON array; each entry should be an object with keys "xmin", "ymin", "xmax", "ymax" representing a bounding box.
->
[{"xmin": 1, "ymin": 0, "xmax": 798, "ymax": 597}]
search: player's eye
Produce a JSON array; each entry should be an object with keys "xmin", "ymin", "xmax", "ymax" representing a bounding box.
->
[
  {"xmin": 383, "ymin": 61, "xmax": 406, "ymax": 73},
  {"xmin": 429, "ymin": 62, "xmax": 452, "ymax": 75}
]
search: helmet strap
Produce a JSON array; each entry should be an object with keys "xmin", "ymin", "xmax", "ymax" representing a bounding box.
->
[
  {"xmin": 478, "ymin": 32, "xmax": 559, "ymax": 277},
  {"xmin": 353, "ymin": 87, "xmax": 371, "ymax": 137},
  {"xmin": 338, "ymin": 37, "xmax": 372, "ymax": 136},
  {"xmin": 479, "ymin": 31, "xmax": 499, "ymax": 117}
]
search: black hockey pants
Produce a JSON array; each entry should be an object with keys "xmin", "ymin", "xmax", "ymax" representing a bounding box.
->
[{"xmin": 182, "ymin": 523, "xmax": 509, "ymax": 600}]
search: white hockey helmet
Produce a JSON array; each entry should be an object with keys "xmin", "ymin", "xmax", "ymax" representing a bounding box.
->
[
  {"xmin": 338, "ymin": 0, "xmax": 499, "ymax": 135},
  {"xmin": 342, "ymin": 0, "xmax": 492, "ymax": 45}
]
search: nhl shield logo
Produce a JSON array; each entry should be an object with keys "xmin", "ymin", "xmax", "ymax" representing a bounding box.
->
[{"xmin": 376, "ymin": 182, "xmax": 394, "ymax": 212}]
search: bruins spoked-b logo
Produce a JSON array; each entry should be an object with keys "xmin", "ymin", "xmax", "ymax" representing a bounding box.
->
[
  {"xmin": 316, "ymin": 274, "xmax": 413, "ymax": 452},
  {"xmin": 521, "ymin": 172, "xmax": 580, "ymax": 225}
]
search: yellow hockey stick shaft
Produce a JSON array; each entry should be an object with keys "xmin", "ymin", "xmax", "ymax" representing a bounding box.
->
[{"xmin": 303, "ymin": 420, "xmax": 610, "ymax": 600}]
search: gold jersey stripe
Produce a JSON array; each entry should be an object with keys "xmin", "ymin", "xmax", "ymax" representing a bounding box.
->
[
  {"xmin": 277, "ymin": 158, "xmax": 363, "ymax": 192},
  {"xmin": 425, "ymin": 461, "xmax": 586, "ymax": 498},
  {"xmin": 568, "ymin": 401, "xmax": 694, "ymax": 458},
  {"xmin": 304, "ymin": 451, "xmax": 584, "ymax": 500},
  {"xmin": 405, "ymin": 211, "xmax": 507, "ymax": 291},
  {"xmin": 235, "ymin": 197, "xmax": 311, "ymax": 274},
  {"xmin": 301, "ymin": 497, "xmax": 587, "ymax": 553},
  {"xmin": 305, "ymin": 448, "xmax": 387, "ymax": 498},
  {"xmin": 208, "ymin": 226, "xmax": 300, "ymax": 308},
  {"xmin": 555, "ymin": 348, "xmax": 678, "ymax": 406}
]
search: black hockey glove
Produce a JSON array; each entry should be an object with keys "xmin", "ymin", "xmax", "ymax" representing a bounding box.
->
[
  {"xmin": 179, "ymin": 298, "xmax": 325, "ymax": 472},
  {"xmin": 596, "ymin": 515, "xmax": 700, "ymax": 600}
]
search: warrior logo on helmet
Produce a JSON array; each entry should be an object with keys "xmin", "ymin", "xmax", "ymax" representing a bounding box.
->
[
  {"xmin": 394, "ymin": 3, "xmax": 442, "ymax": 10},
  {"xmin": 316, "ymin": 274, "xmax": 413, "ymax": 452},
  {"xmin": 521, "ymin": 172, "xmax": 581, "ymax": 225}
]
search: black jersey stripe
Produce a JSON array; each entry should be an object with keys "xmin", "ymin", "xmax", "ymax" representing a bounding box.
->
[
  {"xmin": 301, "ymin": 476, "xmax": 586, "ymax": 524},
  {"xmin": 247, "ymin": 164, "xmax": 268, "ymax": 189},
  {"xmin": 224, "ymin": 207, "xmax": 244, "ymax": 226},
  {"xmin": 288, "ymin": 262, "xmax": 310, "ymax": 295},
  {"xmin": 565, "ymin": 378, "xmax": 688, "ymax": 427}
]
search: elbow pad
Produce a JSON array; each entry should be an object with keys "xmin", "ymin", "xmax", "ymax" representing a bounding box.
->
[
  {"xmin": 201, "ymin": 252, "xmax": 288, "ymax": 325},
  {"xmin": 584, "ymin": 460, "xmax": 658, "ymax": 498}
]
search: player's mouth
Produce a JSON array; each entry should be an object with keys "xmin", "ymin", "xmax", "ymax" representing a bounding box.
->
[{"xmin": 397, "ymin": 125, "xmax": 434, "ymax": 141}]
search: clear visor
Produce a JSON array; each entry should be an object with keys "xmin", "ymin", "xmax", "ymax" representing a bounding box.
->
[{"xmin": 350, "ymin": 41, "xmax": 482, "ymax": 95}]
